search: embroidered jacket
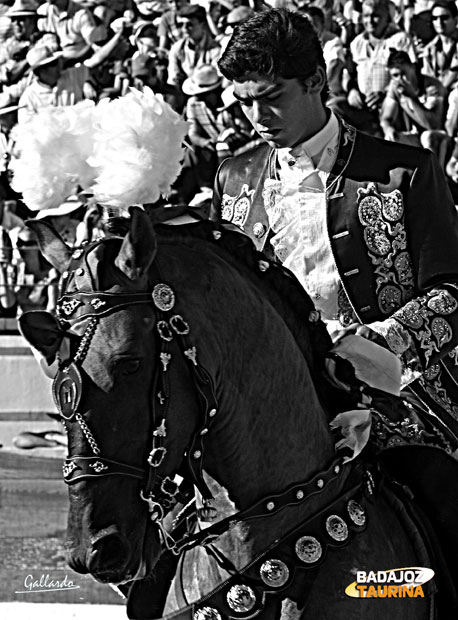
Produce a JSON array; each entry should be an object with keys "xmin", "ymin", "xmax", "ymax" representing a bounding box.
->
[{"xmin": 212, "ymin": 118, "xmax": 458, "ymax": 443}]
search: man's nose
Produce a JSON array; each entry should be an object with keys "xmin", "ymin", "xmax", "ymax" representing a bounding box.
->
[{"xmin": 251, "ymin": 101, "xmax": 269, "ymax": 125}]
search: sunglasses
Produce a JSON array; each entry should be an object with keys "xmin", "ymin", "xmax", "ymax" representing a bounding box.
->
[{"xmin": 432, "ymin": 14, "xmax": 453, "ymax": 21}]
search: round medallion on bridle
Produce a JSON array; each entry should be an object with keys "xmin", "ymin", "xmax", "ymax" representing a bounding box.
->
[
  {"xmin": 226, "ymin": 584, "xmax": 257, "ymax": 614},
  {"xmin": 295, "ymin": 536, "xmax": 322, "ymax": 563},
  {"xmin": 152, "ymin": 283, "xmax": 175, "ymax": 311},
  {"xmin": 325, "ymin": 515, "xmax": 349, "ymax": 541},
  {"xmin": 193, "ymin": 607, "xmax": 222, "ymax": 620},
  {"xmin": 259, "ymin": 559, "xmax": 290, "ymax": 588},
  {"xmin": 347, "ymin": 500, "xmax": 366, "ymax": 527}
]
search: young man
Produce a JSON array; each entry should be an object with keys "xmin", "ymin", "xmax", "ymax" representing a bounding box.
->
[
  {"xmin": 212, "ymin": 8, "xmax": 458, "ymax": 451},
  {"xmin": 380, "ymin": 49, "xmax": 450, "ymax": 166}
]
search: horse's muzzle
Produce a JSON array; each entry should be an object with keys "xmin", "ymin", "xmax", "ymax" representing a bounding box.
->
[{"xmin": 82, "ymin": 526, "xmax": 135, "ymax": 584}]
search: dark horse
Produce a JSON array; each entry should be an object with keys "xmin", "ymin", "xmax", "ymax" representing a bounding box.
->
[{"xmin": 20, "ymin": 208, "xmax": 453, "ymax": 619}]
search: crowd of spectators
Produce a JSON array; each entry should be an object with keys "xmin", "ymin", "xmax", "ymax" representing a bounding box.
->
[{"xmin": 1, "ymin": 0, "xmax": 458, "ymax": 323}]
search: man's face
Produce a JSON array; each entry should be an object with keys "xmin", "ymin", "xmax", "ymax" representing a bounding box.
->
[
  {"xmin": 362, "ymin": 5, "xmax": 389, "ymax": 38},
  {"xmin": 11, "ymin": 16, "xmax": 36, "ymax": 41},
  {"xmin": 178, "ymin": 16, "xmax": 204, "ymax": 42},
  {"xmin": 389, "ymin": 62, "xmax": 415, "ymax": 83},
  {"xmin": 431, "ymin": 8, "xmax": 456, "ymax": 36},
  {"xmin": 233, "ymin": 72, "xmax": 324, "ymax": 149},
  {"xmin": 35, "ymin": 58, "xmax": 62, "ymax": 87}
]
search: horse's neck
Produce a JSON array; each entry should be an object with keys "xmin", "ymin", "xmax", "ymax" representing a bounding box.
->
[{"xmin": 168, "ymin": 241, "xmax": 336, "ymax": 522}]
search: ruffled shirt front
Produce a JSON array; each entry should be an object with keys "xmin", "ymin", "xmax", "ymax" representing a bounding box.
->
[{"xmin": 264, "ymin": 113, "xmax": 341, "ymax": 322}]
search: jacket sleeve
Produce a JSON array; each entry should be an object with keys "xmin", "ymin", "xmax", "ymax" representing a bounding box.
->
[{"xmin": 370, "ymin": 150, "xmax": 458, "ymax": 373}]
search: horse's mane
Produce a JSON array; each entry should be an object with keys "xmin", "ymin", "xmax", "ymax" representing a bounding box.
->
[{"xmin": 152, "ymin": 219, "xmax": 333, "ymax": 393}]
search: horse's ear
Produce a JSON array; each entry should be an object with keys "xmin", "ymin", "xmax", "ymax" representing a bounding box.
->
[
  {"xmin": 26, "ymin": 219, "xmax": 73, "ymax": 273},
  {"xmin": 115, "ymin": 207, "xmax": 157, "ymax": 281}
]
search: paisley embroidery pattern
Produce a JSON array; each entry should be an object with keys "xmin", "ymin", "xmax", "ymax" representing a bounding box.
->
[
  {"xmin": 221, "ymin": 183, "xmax": 255, "ymax": 228},
  {"xmin": 394, "ymin": 289, "xmax": 458, "ymax": 366},
  {"xmin": 357, "ymin": 183, "xmax": 415, "ymax": 315}
]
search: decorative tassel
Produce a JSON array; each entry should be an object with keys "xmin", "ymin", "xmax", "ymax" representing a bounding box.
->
[
  {"xmin": 88, "ymin": 87, "xmax": 189, "ymax": 210},
  {"xmin": 11, "ymin": 101, "xmax": 96, "ymax": 211}
]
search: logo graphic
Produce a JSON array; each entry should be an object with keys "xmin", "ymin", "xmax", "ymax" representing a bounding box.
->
[{"xmin": 345, "ymin": 567, "xmax": 435, "ymax": 598}]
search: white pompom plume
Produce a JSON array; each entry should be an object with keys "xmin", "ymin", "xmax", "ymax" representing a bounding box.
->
[
  {"xmin": 11, "ymin": 101, "xmax": 96, "ymax": 211},
  {"xmin": 89, "ymin": 88, "xmax": 189, "ymax": 210}
]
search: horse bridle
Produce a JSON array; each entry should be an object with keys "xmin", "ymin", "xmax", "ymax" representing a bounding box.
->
[{"xmin": 52, "ymin": 239, "xmax": 373, "ymax": 561}]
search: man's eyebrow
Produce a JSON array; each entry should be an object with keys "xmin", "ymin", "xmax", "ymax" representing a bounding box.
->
[{"xmin": 233, "ymin": 84, "xmax": 280, "ymax": 104}]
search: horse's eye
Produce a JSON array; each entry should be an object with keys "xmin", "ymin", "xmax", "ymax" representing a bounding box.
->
[{"xmin": 118, "ymin": 359, "xmax": 142, "ymax": 376}]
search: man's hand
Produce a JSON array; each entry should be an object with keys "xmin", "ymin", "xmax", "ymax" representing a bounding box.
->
[
  {"xmin": 347, "ymin": 88, "xmax": 364, "ymax": 109},
  {"xmin": 365, "ymin": 90, "xmax": 385, "ymax": 110},
  {"xmin": 384, "ymin": 126, "xmax": 398, "ymax": 142}
]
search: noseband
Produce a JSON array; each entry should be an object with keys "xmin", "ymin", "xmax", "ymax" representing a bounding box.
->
[{"xmin": 53, "ymin": 242, "xmax": 220, "ymax": 542}]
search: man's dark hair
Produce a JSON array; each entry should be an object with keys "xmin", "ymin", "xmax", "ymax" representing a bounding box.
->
[
  {"xmin": 387, "ymin": 49, "xmax": 412, "ymax": 69},
  {"xmin": 178, "ymin": 4, "xmax": 207, "ymax": 22},
  {"xmin": 218, "ymin": 8, "xmax": 326, "ymax": 86}
]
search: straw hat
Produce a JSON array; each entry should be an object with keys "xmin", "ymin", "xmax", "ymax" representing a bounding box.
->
[
  {"xmin": 182, "ymin": 64, "xmax": 222, "ymax": 96},
  {"xmin": 7, "ymin": 0, "xmax": 39, "ymax": 17},
  {"xmin": 26, "ymin": 45, "xmax": 63, "ymax": 70}
]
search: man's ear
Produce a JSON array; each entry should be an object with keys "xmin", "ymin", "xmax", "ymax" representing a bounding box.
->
[{"xmin": 304, "ymin": 66, "xmax": 327, "ymax": 93}]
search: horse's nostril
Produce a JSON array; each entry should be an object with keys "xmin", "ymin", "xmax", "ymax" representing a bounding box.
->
[{"xmin": 86, "ymin": 533, "xmax": 131, "ymax": 578}]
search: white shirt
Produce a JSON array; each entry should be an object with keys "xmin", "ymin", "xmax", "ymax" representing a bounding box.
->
[{"xmin": 264, "ymin": 112, "xmax": 341, "ymax": 322}]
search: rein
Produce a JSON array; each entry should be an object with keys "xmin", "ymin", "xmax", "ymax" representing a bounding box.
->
[{"xmin": 51, "ymin": 235, "xmax": 374, "ymax": 620}]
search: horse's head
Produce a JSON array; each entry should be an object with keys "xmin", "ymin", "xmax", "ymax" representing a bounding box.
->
[
  {"xmin": 20, "ymin": 208, "xmax": 206, "ymax": 585},
  {"xmin": 20, "ymin": 208, "xmax": 338, "ymax": 598}
]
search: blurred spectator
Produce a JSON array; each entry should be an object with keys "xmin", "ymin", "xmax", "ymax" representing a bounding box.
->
[
  {"xmin": 217, "ymin": 5, "xmax": 253, "ymax": 54},
  {"xmin": 422, "ymin": 0, "xmax": 458, "ymax": 92},
  {"xmin": 0, "ymin": 104, "xmax": 21, "ymax": 195},
  {"xmin": 0, "ymin": 0, "xmax": 40, "ymax": 87},
  {"xmin": 132, "ymin": 0, "xmax": 168, "ymax": 21},
  {"xmin": 17, "ymin": 44, "xmax": 94, "ymax": 122},
  {"xmin": 129, "ymin": 51, "xmax": 177, "ymax": 101},
  {"xmin": 37, "ymin": 0, "xmax": 108, "ymax": 63},
  {"xmin": 180, "ymin": 63, "xmax": 224, "ymax": 200},
  {"xmin": 167, "ymin": 3, "xmax": 221, "ymax": 110},
  {"xmin": 380, "ymin": 49, "xmax": 450, "ymax": 164},
  {"xmin": 332, "ymin": 0, "xmax": 416, "ymax": 135},
  {"xmin": 0, "ymin": 1, "xmax": 15, "ymax": 44},
  {"xmin": 215, "ymin": 84, "xmax": 263, "ymax": 163},
  {"xmin": 157, "ymin": 0, "xmax": 188, "ymax": 50},
  {"xmin": 302, "ymin": 5, "xmax": 347, "ymax": 99}
]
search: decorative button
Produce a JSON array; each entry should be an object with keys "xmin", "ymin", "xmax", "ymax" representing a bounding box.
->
[
  {"xmin": 259, "ymin": 559, "xmax": 290, "ymax": 588},
  {"xmin": 325, "ymin": 515, "xmax": 348, "ymax": 541},
  {"xmin": 258, "ymin": 260, "xmax": 270, "ymax": 272},
  {"xmin": 72, "ymin": 249, "xmax": 83, "ymax": 259},
  {"xmin": 296, "ymin": 490, "xmax": 304, "ymax": 500},
  {"xmin": 209, "ymin": 409, "xmax": 217, "ymax": 417},
  {"xmin": 347, "ymin": 500, "xmax": 366, "ymax": 526},
  {"xmin": 253, "ymin": 222, "xmax": 267, "ymax": 238},
  {"xmin": 316, "ymin": 479, "xmax": 324, "ymax": 488},
  {"xmin": 295, "ymin": 536, "xmax": 322, "ymax": 563},
  {"xmin": 76, "ymin": 267, "xmax": 85, "ymax": 276},
  {"xmin": 194, "ymin": 607, "xmax": 222, "ymax": 620},
  {"xmin": 226, "ymin": 584, "xmax": 257, "ymax": 613},
  {"xmin": 334, "ymin": 465, "xmax": 340, "ymax": 474},
  {"xmin": 152, "ymin": 283, "xmax": 175, "ymax": 312},
  {"xmin": 193, "ymin": 450, "xmax": 202, "ymax": 459},
  {"xmin": 212, "ymin": 231, "xmax": 222, "ymax": 240},
  {"xmin": 266, "ymin": 501, "xmax": 275, "ymax": 511}
]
